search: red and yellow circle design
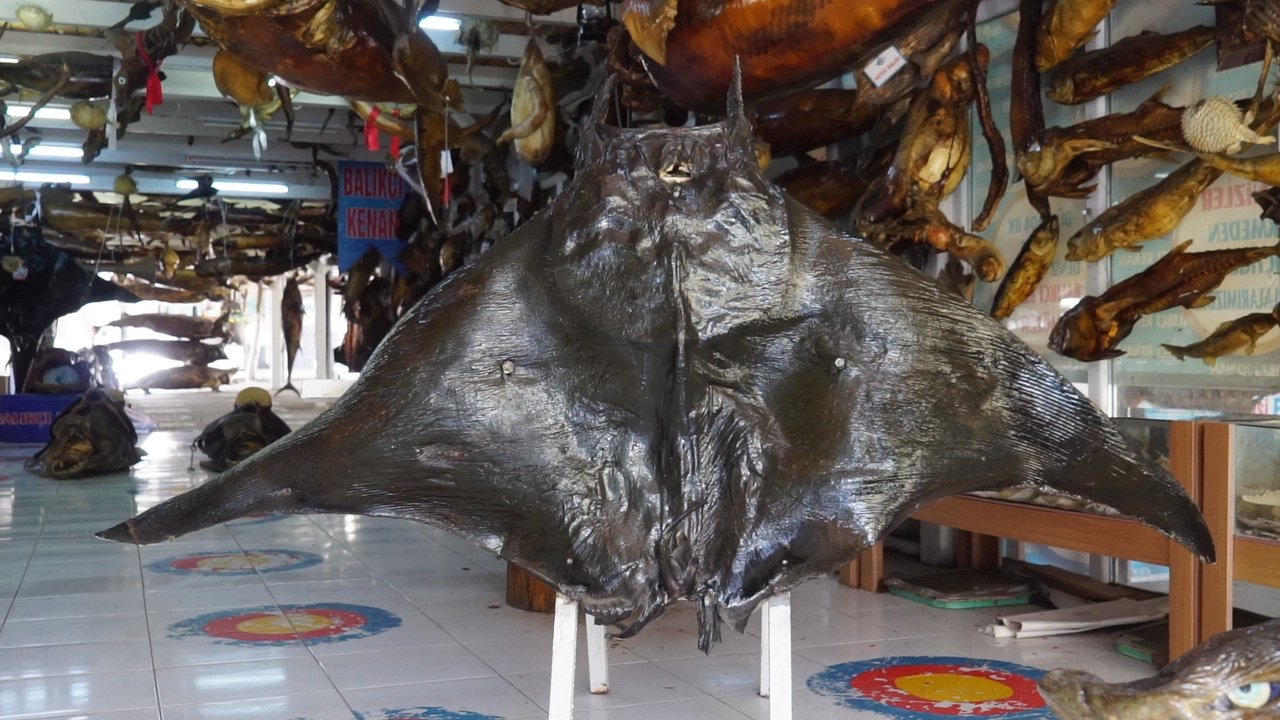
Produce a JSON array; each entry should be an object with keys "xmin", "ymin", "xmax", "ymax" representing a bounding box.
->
[
  {"xmin": 809, "ymin": 656, "xmax": 1052, "ymax": 719},
  {"xmin": 148, "ymin": 549, "xmax": 322, "ymax": 576},
  {"xmin": 170, "ymin": 603, "xmax": 402, "ymax": 646}
]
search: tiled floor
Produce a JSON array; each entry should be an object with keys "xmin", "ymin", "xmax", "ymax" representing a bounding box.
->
[{"xmin": 0, "ymin": 388, "xmax": 1164, "ymax": 719}]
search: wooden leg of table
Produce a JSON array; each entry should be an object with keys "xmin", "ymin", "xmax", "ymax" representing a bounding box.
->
[
  {"xmin": 1167, "ymin": 421, "xmax": 1204, "ymax": 661},
  {"xmin": 858, "ymin": 542, "xmax": 885, "ymax": 593},
  {"xmin": 1198, "ymin": 422, "xmax": 1235, "ymax": 642},
  {"xmin": 969, "ymin": 533, "xmax": 1002, "ymax": 571},
  {"xmin": 838, "ymin": 558, "xmax": 860, "ymax": 589}
]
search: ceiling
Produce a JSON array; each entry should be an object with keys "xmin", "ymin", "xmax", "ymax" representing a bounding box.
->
[{"xmin": 0, "ymin": 0, "xmax": 579, "ymax": 200}]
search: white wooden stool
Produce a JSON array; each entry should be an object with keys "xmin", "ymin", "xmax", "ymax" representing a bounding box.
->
[{"xmin": 547, "ymin": 592, "xmax": 792, "ymax": 720}]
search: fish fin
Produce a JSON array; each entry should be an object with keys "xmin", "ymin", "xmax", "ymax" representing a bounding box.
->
[
  {"xmin": 1123, "ymin": 244, "xmax": 1144, "ymax": 252},
  {"xmin": 1204, "ymin": 356, "xmax": 1218, "ymax": 367},
  {"xmin": 274, "ymin": 383, "xmax": 300, "ymax": 397},
  {"xmin": 1169, "ymin": 239, "xmax": 1195, "ymax": 254},
  {"xmin": 1191, "ymin": 295, "xmax": 1215, "ymax": 309},
  {"xmin": 1245, "ymin": 341, "xmax": 1257, "ymax": 356},
  {"xmin": 1094, "ymin": 298, "xmax": 1141, "ymax": 323},
  {"xmin": 1161, "ymin": 344, "xmax": 1186, "ymax": 361}
]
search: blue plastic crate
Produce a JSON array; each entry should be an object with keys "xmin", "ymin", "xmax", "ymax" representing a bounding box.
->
[{"xmin": 0, "ymin": 394, "xmax": 80, "ymax": 443}]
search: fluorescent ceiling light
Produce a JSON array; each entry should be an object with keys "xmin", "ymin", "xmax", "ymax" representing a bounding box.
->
[
  {"xmin": 0, "ymin": 56, "xmax": 19, "ymax": 64},
  {"xmin": 0, "ymin": 170, "xmax": 90, "ymax": 184},
  {"xmin": 419, "ymin": 15, "xmax": 461, "ymax": 31},
  {"xmin": 176, "ymin": 179, "xmax": 290, "ymax": 194},
  {"xmin": 9, "ymin": 144, "xmax": 83, "ymax": 159},
  {"xmin": 1059, "ymin": 297, "xmax": 1081, "ymax": 310},
  {"xmin": 5, "ymin": 104, "xmax": 72, "ymax": 121}
]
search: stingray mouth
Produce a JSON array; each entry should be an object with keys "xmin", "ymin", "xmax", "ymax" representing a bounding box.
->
[{"xmin": 659, "ymin": 159, "xmax": 694, "ymax": 184}]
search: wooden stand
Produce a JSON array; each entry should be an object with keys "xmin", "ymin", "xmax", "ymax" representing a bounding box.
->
[
  {"xmin": 840, "ymin": 420, "xmax": 1206, "ymax": 660},
  {"xmin": 506, "ymin": 562, "xmax": 557, "ymax": 613}
]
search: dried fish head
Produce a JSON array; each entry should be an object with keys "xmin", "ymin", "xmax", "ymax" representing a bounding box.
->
[{"xmin": 1049, "ymin": 296, "xmax": 1130, "ymax": 361}]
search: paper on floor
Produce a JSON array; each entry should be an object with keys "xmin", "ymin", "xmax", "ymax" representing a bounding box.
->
[{"xmin": 984, "ymin": 597, "xmax": 1169, "ymax": 638}]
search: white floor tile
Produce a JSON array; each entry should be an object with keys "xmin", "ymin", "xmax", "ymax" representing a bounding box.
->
[
  {"xmin": 155, "ymin": 657, "xmax": 336, "ymax": 706},
  {"xmin": 341, "ymin": 676, "xmax": 542, "ymax": 719},
  {"xmin": 0, "ymin": 669, "xmax": 157, "ymax": 718},
  {"xmin": 0, "ymin": 640, "xmax": 153, "ymax": 680},
  {"xmin": 161, "ymin": 690, "xmax": 354, "ymax": 720},
  {"xmin": 318, "ymin": 643, "xmax": 498, "ymax": 690}
]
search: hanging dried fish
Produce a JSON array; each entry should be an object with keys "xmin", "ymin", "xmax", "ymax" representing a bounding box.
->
[
  {"xmin": 1065, "ymin": 158, "xmax": 1223, "ymax": 262},
  {"xmin": 1021, "ymin": 90, "xmax": 1184, "ymax": 198},
  {"xmin": 1035, "ymin": 0, "xmax": 1118, "ymax": 72},
  {"xmin": 991, "ymin": 215, "xmax": 1061, "ymax": 321},
  {"xmin": 498, "ymin": 39, "xmax": 556, "ymax": 166},
  {"xmin": 1051, "ymin": 239, "xmax": 1280, "ymax": 361},
  {"xmin": 773, "ymin": 156, "xmax": 872, "ymax": 218},
  {"xmin": 1137, "ymin": 136, "xmax": 1280, "ymax": 185},
  {"xmin": 622, "ymin": 0, "xmax": 950, "ymax": 112},
  {"xmin": 1162, "ymin": 303, "xmax": 1280, "ymax": 365},
  {"xmin": 752, "ymin": 89, "xmax": 886, "ymax": 158},
  {"xmin": 1010, "ymin": 0, "xmax": 1050, "ymax": 217},
  {"xmin": 1046, "ymin": 25, "xmax": 1218, "ymax": 105}
]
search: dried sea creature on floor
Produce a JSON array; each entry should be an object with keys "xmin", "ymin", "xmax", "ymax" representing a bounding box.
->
[
  {"xmin": 100, "ymin": 75, "xmax": 1212, "ymax": 653},
  {"xmin": 1050, "ymin": 239, "xmax": 1280, "ymax": 361},
  {"xmin": 1065, "ymin": 159, "xmax": 1222, "ymax": 262},
  {"xmin": 1183, "ymin": 97, "xmax": 1277, "ymax": 154},
  {"xmin": 26, "ymin": 389, "xmax": 143, "ymax": 480},
  {"xmin": 194, "ymin": 387, "xmax": 291, "ymax": 473},
  {"xmin": 1035, "ymin": 0, "xmax": 1118, "ymax": 72},
  {"xmin": 1046, "ymin": 25, "xmax": 1218, "ymax": 105},
  {"xmin": 991, "ymin": 215, "xmax": 1061, "ymax": 321},
  {"xmin": 1040, "ymin": 619, "xmax": 1280, "ymax": 719},
  {"xmin": 1162, "ymin": 303, "xmax": 1280, "ymax": 365}
]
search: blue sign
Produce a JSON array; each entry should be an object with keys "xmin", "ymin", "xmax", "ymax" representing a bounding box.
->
[{"xmin": 338, "ymin": 161, "xmax": 409, "ymax": 273}]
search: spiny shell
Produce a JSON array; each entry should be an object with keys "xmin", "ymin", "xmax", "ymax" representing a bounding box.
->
[
  {"xmin": 70, "ymin": 100, "xmax": 108, "ymax": 131},
  {"xmin": 113, "ymin": 173, "xmax": 138, "ymax": 196},
  {"xmin": 15, "ymin": 4, "xmax": 53, "ymax": 31},
  {"xmin": 1181, "ymin": 97, "xmax": 1276, "ymax": 154}
]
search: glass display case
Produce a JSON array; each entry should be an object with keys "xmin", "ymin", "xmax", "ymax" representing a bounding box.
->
[{"xmin": 1232, "ymin": 420, "xmax": 1280, "ymax": 541}]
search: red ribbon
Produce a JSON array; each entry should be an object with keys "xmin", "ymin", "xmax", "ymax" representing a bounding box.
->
[
  {"xmin": 365, "ymin": 106, "xmax": 381, "ymax": 151},
  {"xmin": 389, "ymin": 109, "xmax": 402, "ymax": 157},
  {"xmin": 135, "ymin": 32, "xmax": 163, "ymax": 114}
]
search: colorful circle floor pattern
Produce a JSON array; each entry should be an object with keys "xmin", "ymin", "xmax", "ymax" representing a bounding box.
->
[
  {"xmin": 353, "ymin": 708, "xmax": 503, "ymax": 720},
  {"xmin": 170, "ymin": 603, "xmax": 402, "ymax": 646},
  {"xmin": 147, "ymin": 549, "xmax": 323, "ymax": 575},
  {"xmin": 808, "ymin": 656, "xmax": 1053, "ymax": 719}
]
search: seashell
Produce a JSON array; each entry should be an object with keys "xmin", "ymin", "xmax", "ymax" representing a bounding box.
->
[
  {"xmin": 70, "ymin": 100, "xmax": 108, "ymax": 131},
  {"xmin": 15, "ymin": 4, "xmax": 53, "ymax": 31},
  {"xmin": 1181, "ymin": 97, "xmax": 1277, "ymax": 154}
]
